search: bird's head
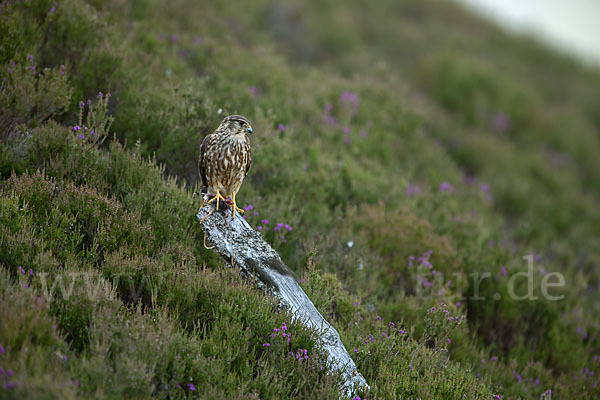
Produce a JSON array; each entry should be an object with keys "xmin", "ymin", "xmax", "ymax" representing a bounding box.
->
[{"xmin": 219, "ymin": 115, "xmax": 253, "ymax": 136}]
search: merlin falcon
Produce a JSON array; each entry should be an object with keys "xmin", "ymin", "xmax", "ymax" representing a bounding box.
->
[{"xmin": 199, "ymin": 115, "xmax": 253, "ymax": 219}]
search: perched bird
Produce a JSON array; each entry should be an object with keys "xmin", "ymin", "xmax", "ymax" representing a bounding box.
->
[{"xmin": 199, "ymin": 115, "xmax": 253, "ymax": 219}]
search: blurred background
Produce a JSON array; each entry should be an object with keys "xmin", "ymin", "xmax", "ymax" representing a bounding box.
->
[{"xmin": 456, "ymin": 0, "xmax": 600, "ymax": 65}]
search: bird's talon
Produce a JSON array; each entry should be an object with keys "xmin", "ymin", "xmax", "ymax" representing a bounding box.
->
[{"xmin": 206, "ymin": 191, "xmax": 227, "ymax": 211}]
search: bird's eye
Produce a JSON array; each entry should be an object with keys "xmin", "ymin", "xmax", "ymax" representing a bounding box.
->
[{"xmin": 239, "ymin": 121, "xmax": 246, "ymax": 126}]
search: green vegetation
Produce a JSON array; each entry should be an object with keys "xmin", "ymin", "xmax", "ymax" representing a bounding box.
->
[{"xmin": 1, "ymin": 0, "xmax": 599, "ymax": 398}]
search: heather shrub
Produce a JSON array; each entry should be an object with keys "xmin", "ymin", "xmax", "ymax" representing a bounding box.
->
[
  {"xmin": 0, "ymin": 55, "xmax": 71, "ymax": 136},
  {"xmin": 1, "ymin": 0, "xmax": 600, "ymax": 398}
]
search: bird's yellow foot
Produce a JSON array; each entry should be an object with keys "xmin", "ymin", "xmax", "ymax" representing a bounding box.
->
[
  {"xmin": 200, "ymin": 194, "xmax": 213, "ymax": 208},
  {"xmin": 229, "ymin": 194, "xmax": 244, "ymax": 219},
  {"xmin": 205, "ymin": 191, "xmax": 227, "ymax": 210},
  {"xmin": 231, "ymin": 203, "xmax": 244, "ymax": 219}
]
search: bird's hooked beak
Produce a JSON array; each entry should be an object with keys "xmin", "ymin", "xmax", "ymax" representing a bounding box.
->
[{"xmin": 246, "ymin": 126, "xmax": 253, "ymax": 134}]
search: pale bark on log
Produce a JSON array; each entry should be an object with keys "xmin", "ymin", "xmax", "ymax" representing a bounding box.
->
[{"xmin": 197, "ymin": 204, "xmax": 369, "ymax": 398}]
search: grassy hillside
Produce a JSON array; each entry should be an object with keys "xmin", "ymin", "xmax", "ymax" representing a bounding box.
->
[{"xmin": 1, "ymin": 0, "xmax": 599, "ymax": 398}]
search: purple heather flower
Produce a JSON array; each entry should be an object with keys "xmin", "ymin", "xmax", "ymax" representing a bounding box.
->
[
  {"xmin": 243, "ymin": 204, "xmax": 253, "ymax": 211},
  {"xmin": 97, "ymin": 92, "xmax": 103, "ymax": 99},
  {"xmin": 359, "ymin": 129, "xmax": 367, "ymax": 137},
  {"xmin": 323, "ymin": 103, "xmax": 333, "ymax": 114},
  {"xmin": 263, "ymin": 343, "xmax": 270, "ymax": 347},
  {"xmin": 186, "ymin": 383, "xmax": 196, "ymax": 391},
  {"xmin": 438, "ymin": 182, "xmax": 455, "ymax": 193},
  {"xmin": 261, "ymin": 219, "xmax": 269, "ymax": 225},
  {"xmin": 325, "ymin": 116, "xmax": 337, "ymax": 126},
  {"xmin": 4, "ymin": 382, "xmax": 17, "ymax": 389},
  {"xmin": 406, "ymin": 184, "xmax": 421, "ymax": 196},
  {"xmin": 576, "ymin": 326, "xmax": 587, "ymax": 339},
  {"xmin": 342, "ymin": 126, "xmax": 351, "ymax": 134},
  {"xmin": 193, "ymin": 36, "xmax": 203, "ymax": 45},
  {"xmin": 339, "ymin": 91, "xmax": 359, "ymax": 115},
  {"xmin": 278, "ymin": 124, "xmax": 286, "ymax": 132},
  {"xmin": 60, "ymin": 65, "xmax": 66, "ymax": 75},
  {"xmin": 0, "ymin": 344, "xmax": 4, "ymax": 354},
  {"xmin": 249, "ymin": 86, "xmax": 258, "ymax": 96},
  {"xmin": 257, "ymin": 226, "xmax": 262, "ymax": 231},
  {"xmin": 79, "ymin": 101, "xmax": 85, "ymax": 108},
  {"xmin": 501, "ymin": 266, "xmax": 507, "ymax": 277},
  {"xmin": 491, "ymin": 111, "xmax": 511, "ymax": 133},
  {"xmin": 353, "ymin": 302, "xmax": 360, "ymax": 307},
  {"xmin": 170, "ymin": 34, "xmax": 179, "ymax": 42},
  {"xmin": 343, "ymin": 136, "xmax": 351, "ymax": 145},
  {"xmin": 78, "ymin": 134, "xmax": 85, "ymax": 139}
]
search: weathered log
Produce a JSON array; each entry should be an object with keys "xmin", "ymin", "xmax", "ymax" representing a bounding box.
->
[{"xmin": 197, "ymin": 204, "xmax": 369, "ymax": 398}]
